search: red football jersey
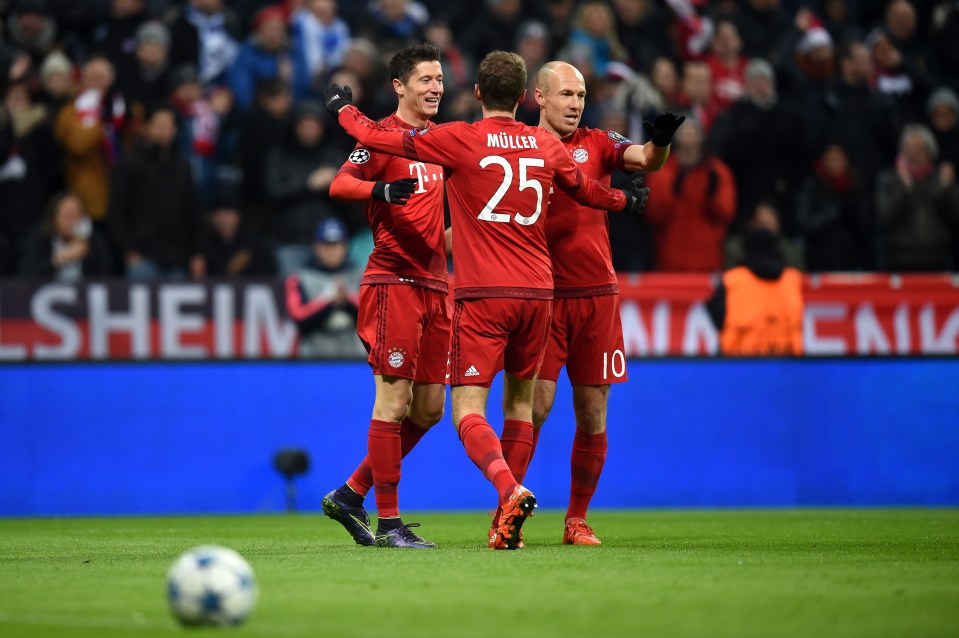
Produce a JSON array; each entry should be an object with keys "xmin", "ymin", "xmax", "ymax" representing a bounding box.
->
[
  {"xmin": 338, "ymin": 108, "xmax": 627, "ymax": 300},
  {"xmin": 546, "ymin": 127, "xmax": 630, "ymax": 296},
  {"xmin": 336, "ymin": 114, "xmax": 447, "ymax": 291}
]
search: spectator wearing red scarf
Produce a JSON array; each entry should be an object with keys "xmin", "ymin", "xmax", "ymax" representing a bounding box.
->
[
  {"xmin": 53, "ymin": 56, "xmax": 140, "ymax": 222},
  {"xmin": 796, "ymin": 143, "xmax": 869, "ymax": 271}
]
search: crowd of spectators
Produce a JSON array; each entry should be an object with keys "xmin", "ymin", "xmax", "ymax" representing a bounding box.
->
[{"xmin": 1, "ymin": 0, "xmax": 958, "ymax": 281}]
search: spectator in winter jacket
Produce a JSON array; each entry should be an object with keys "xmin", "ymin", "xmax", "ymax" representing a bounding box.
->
[
  {"xmin": 357, "ymin": 0, "xmax": 429, "ymax": 62},
  {"xmin": 876, "ymin": 123, "xmax": 959, "ymax": 271},
  {"xmin": 90, "ymin": 0, "xmax": 150, "ymax": 87},
  {"xmin": 285, "ymin": 217, "xmax": 365, "ymax": 358},
  {"xmin": 644, "ymin": 116, "xmax": 737, "ymax": 271},
  {"xmin": 802, "ymin": 40, "xmax": 897, "ymax": 215},
  {"xmin": 703, "ymin": 18, "xmax": 748, "ymax": 112},
  {"xmin": 0, "ymin": 80, "xmax": 63, "ymax": 249},
  {"xmin": 927, "ymin": 87, "xmax": 959, "ymax": 268},
  {"xmin": 166, "ymin": 0, "xmax": 241, "ymax": 88},
  {"xmin": 263, "ymin": 101, "xmax": 344, "ymax": 276},
  {"xmin": 119, "ymin": 21, "xmax": 175, "ymax": 112},
  {"xmin": 53, "ymin": 56, "xmax": 141, "ymax": 222},
  {"xmin": 2, "ymin": 0, "xmax": 61, "ymax": 80},
  {"xmin": 867, "ymin": 24, "xmax": 936, "ymax": 130},
  {"xmin": 169, "ymin": 64, "xmax": 233, "ymax": 206},
  {"xmin": 927, "ymin": 87, "xmax": 959, "ymax": 169},
  {"xmin": 796, "ymin": 143, "xmax": 869, "ymax": 272},
  {"xmin": 677, "ymin": 60, "xmax": 720, "ymax": 133},
  {"xmin": 37, "ymin": 51, "xmax": 74, "ymax": 118},
  {"xmin": 109, "ymin": 104, "xmax": 204, "ymax": 279},
  {"xmin": 19, "ymin": 191, "xmax": 113, "ymax": 280},
  {"xmin": 710, "ymin": 58, "xmax": 807, "ymax": 234},
  {"xmin": 237, "ymin": 77, "xmax": 293, "ymax": 230},
  {"xmin": 291, "ymin": 0, "xmax": 352, "ymax": 100},
  {"xmin": 229, "ymin": 5, "xmax": 308, "ymax": 109},
  {"xmin": 201, "ymin": 193, "xmax": 276, "ymax": 277}
]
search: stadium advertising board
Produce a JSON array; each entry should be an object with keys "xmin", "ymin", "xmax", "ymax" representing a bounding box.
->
[
  {"xmin": 0, "ymin": 274, "xmax": 957, "ymax": 360},
  {"xmin": 618, "ymin": 273, "xmax": 959, "ymax": 356}
]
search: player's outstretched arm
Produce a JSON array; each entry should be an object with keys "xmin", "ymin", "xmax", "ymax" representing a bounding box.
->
[
  {"xmin": 325, "ymin": 83, "xmax": 420, "ymax": 160},
  {"xmin": 623, "ymin": 112, "xmax": 686, "ymax": 172}
]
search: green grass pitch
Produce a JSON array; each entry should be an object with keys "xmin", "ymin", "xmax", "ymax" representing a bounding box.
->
[{"xmin": 1, "ymin": 509, "xmax": 957, "ymax": 637}]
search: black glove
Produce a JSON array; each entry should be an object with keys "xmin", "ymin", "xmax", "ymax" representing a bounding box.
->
[
  {"xmin": 643, "ymin": 112, "xmax": 686, "ymax": 147},
  {"xmin": 620, "ymin": 175, "xmax": 650, "ymax": 215},
  {"xmin": 372, "ymin": 178, "xmax": 418, "ymax": 205},
  {"xmin": 324, "ymin": 83, "xmax": 353, "ymax": 115}
]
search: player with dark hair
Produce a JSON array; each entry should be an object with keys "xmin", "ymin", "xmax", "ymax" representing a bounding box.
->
[
  {"xmin": 489, "ymin": 61, "xmax": 683, "ymax": 546},
  {"xmin": 320, "ymin": 43, "xmax": 447, "ymax": 549},
  {"xmin": 325, "ymin": 50, "xmax": 648, "ymax": 549}
]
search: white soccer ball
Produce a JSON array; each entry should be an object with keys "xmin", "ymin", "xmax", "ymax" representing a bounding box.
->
[{"xmin": 166, "ymin": 545, "xmax": 258, "ymax": 626}]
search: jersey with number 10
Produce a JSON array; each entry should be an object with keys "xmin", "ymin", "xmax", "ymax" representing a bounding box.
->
[
  {"xmin": 337, "ymin": 108, "xmax": 627, "ymax": 300},
  {"xmin": 546, "ymin": 127, "xmax": 631, "ymax": 297}
]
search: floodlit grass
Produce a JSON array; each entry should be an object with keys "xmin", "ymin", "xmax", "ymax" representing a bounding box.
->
[{"xmin": 1, "ymin": 510, "xmax": 957, "ymax": 637}]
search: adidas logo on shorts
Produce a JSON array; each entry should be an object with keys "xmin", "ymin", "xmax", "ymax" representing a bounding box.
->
[{"xmin": 464, "ymin": 365, "xmax": 480, "ymax": 377}]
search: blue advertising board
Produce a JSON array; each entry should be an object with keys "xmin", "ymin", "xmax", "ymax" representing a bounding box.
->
[{"xmin": 1, "ymin": 359, "xmax": 956, "ymax": 516}]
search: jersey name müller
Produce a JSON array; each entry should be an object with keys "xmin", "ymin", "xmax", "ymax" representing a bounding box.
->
[{"xmin": 337, "ymin": 109, "xmax": 627, "ymax": 300}]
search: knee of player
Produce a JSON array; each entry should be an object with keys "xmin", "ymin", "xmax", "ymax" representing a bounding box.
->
[
  {"xmin": 573, "ymin": 404, "xmax": 608, "ymax": 433},
  {"xmin": 373, "ymin": 397, "xmax": 412, "ymax": 422},
  {"xmin": 531, "ymin": 393, "xmax": 556, "ymax": 428},
  {"xmin": 531, "ymin": 405, "xmax": 551, "ymax": 429},
  {"xmin": 408, "ymin": 402, "xmax": 445, "ymax": 428}
]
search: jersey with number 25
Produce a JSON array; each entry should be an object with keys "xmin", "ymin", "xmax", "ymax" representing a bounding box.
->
[{"xmin": 336, "ymin": 108, "xmax": 627, "ymax": 300}]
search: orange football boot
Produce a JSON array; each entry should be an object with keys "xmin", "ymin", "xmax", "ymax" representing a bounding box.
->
[
  {"xmin": 491, "ymin": 485, "xmax": 536, "ymax": 550},
  {"xmin": 562, "ymin": 519, "xmax": 602, "ymax": 545}
]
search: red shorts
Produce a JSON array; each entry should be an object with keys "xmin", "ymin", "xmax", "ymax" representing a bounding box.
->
[
  {"xmin": 357, "ymin": 284, "xmax": 451, "ymax": 383},
  {"xmin": 449, "ymin": 298, "xmax": 551, "ymax": 387},
  {"xmin": 538, "ymin": 295, "xmax": 628, "ymax": 385}
]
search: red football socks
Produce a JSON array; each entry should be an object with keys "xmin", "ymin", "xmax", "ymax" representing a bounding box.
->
[
  {"xmin": 458, "ymin": 413, "xmax": 515, "ymax": 504},
  {"xmin": 346, "ymin": 416, "xmax": 428, "ymax": 497},
  {"xmin": 368, "ymin": 419, "xmax": 402, "ymax": 518},
  {"xmin": 493, "ymin": 424, "xmax": 541, "ymax": 525},
  {"xmin": 567, "ymin": 429, "xmax": 608, "ymax": 522},
  {"xmin": 500, "ymin": 419, "xmax": 535, "ymax": 484}
]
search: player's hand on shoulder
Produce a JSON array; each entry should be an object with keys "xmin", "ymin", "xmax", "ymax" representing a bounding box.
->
[
  {"xmin": 324, "ymin": 83, "xmax": 353, "ymax": 115},
  {"xmin": 620, "ymin": 174, "xmax": 650, "ymax": 215},
  {"xmin": 372, "ymin": 178, "xmax": 418, "ymax": 205},
  {"xmin": 643, "ymin": 112, "xmax": 686, "ymax": 147}
]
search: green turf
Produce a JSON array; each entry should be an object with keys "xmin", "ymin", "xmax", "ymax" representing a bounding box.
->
[{"xmin": 1, "ymin": 510, "xmax": 957, "ymax": 637}]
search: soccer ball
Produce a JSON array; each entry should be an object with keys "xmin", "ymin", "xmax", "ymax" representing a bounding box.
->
[{"xmin": 166, "ymin": 545, "xmax": 258, "ymax": 626}]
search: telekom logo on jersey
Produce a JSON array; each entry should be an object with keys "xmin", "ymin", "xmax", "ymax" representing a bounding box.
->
[{"xmin": 407, "ymin": 162, "xmax": 442, "ymax": 194}]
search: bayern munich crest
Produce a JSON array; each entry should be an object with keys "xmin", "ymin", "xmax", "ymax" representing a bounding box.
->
[
  {"xmin": 572, "ymin": 148, "xmax": 589, "ymax": 163},
  {"xmin": 349, "ymin": 149, "xmax": 371, "ymax": 164},
  {"xmin": 387, "ymin": 347, "xmax": 407, "ymax": 368}
]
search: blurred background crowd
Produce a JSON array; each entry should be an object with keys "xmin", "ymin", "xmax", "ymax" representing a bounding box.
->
[{"xmin": 0, "ymin": 0, "xmax": 958, "ymax": 282}]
